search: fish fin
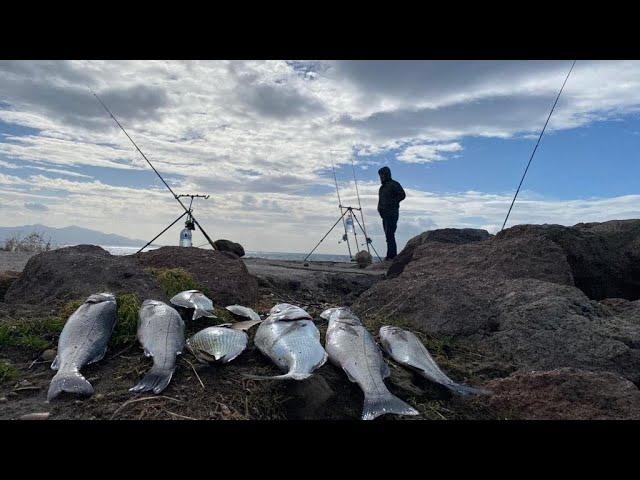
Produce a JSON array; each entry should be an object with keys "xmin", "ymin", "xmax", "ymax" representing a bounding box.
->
[
  {"xmin": 129, "ymin": 365, "xmax": 174, "ymax": 394},
  {"xmin": 362, "ymin": 392, "xmax": 419, "ymax": 421},
  {"xmin": 242, "ymin": 372, "xmax": 312, "ymax": 381},
  {"xmin": 220, "ymin": 351, "xmax": 243, "ymax": 363},
  {"xmin": 47, "ymin": 370, "xmax": 94, "ymax": 401},
  {"xmin": 381, "ymin": 360, "xmax": 391, "ymax": 379},
  {"xmin": 87, "ymin": 346, "xmax": 108, "ymax": 365},
  {"xmin": 342, "ymin": 366, "xmax": 358, "ymax": 383},
  {"xmin": 51, "ymin": 355, "xmax": 59, "ymax": 371},
  {"xmin": 229, "ymin": 319, "xmax": 262, "ymax": 331},
  {"xmin": 193, "ymin": 308, "xmax": 217, "ymax": 321},
  {"xmin": 445, "ymin": 383, "xmax": 492, "ymax": 397}
]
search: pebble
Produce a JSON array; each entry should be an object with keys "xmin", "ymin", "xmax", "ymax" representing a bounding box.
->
[
  {"xmin": 41, "ymin": 349, "xmax": 57, "ymax": 362},
  {"xmin": 0, "ymin": 397, "xmax": 7, "ymax": 403},
  {"xmin": 19, "ymin": 412, "xmax": 50, "ymax": 420}
]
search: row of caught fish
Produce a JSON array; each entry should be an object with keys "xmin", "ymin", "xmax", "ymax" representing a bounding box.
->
[
  {"xmin": 47, "ymin": 290, "xmax": 258, "ymax": 401},
  {"xmin": 47, "ymin": 291, "xmax": 488, "ymax": 420}
]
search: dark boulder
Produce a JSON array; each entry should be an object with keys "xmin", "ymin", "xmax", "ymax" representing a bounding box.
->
[
  {"xmin": 136, "ymin": 246, "xmax": 258, "ymax": 306},
  {"xmin": 213, "ymin": 239, "xmax": 245, "ymax": 258},
  {"xmin": 354, "ymin": 250, "xmax": 372, "ymax": 268},
  {"xmin": 353, "ymin": 221, "xmax": 640, "ymax": 383},
  {"xmin": 497, "ymin": 220, "xmax": 640, "ymax": 300},
  {"xmin": 387, "ymin": 228, "xmax": 492, "ymax": 278},
  {"xmin": 475, "ymin": 368, "xmax": 640, "ymax": 420},
  {"xmin": 5, "ymin": 245, "xmax": 163, "ymax": 305}
]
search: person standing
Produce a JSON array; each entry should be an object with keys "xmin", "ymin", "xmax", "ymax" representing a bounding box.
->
[{"xmin": 377, "ymin": 166, "xmax": 406, "ymax": 260}]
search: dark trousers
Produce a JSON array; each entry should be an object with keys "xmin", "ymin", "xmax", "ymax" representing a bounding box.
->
[{"xmin": 381, "ymin": 210, "xmax": 399, "ymax": 259}]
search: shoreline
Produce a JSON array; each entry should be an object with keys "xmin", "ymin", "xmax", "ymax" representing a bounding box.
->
[{"xmin": 0, "ymin": 249, "xmax": 386, "ymax": 276}]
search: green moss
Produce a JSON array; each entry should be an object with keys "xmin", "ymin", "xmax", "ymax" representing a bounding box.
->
[
  {"xmin": 111, "ymin": 293, "xmax": 142, "ymax": 346},
  {"xmin": 0, "ymin": 360, "xmax": 18, "ymax": 383},
  {"xmin": 58, "ymin": 299, "xmax": 84, "ymax": 319},
  {"xmin": 15, "ymin": 334, "xmax": 50, "ymax": 350},
  {"xmin": 145, "ymin": 267, "xmax": 200, "ymax": 299},
  {"xmin": 0, "ymin": 316, "xmax": 64, "ymax": 351}
]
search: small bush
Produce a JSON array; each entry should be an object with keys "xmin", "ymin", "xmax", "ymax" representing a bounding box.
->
[
  {"xmin": 145, "ymin": 268, "xmax": 200, "ymax": 299},
  {"xmin": 1, "ymin": 232, "xmax": 51, "ymax": 253},
  {"xmin": 0, "ymin": 360, "xmax": 19, "ymax": 383},
  {"xmin": 111, "ymin": 293, "xmax": 142, "ymax": 346}
]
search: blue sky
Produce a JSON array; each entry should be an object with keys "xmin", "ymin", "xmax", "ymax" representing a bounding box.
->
[
  {"xmin": 343, "ymin": 115, "xmax": 640, "ymax": 201},
  {"xmin": 1, "ymin": 60, "xmax": 639, "ymax": 254}
]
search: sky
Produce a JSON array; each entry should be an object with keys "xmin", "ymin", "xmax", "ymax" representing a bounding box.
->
[{"xmin": 1, "ymin": 60, "xmax": 639, "ymax": 254}]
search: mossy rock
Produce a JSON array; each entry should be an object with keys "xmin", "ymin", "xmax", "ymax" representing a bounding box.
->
[{"xmin": 145, "ymin": 267, "xmax": 201, "ymax": 299}]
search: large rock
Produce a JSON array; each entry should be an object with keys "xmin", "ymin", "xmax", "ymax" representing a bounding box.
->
[
  {"xmin": 387, "ymin": 228, "xmax": 492, "ymax": 278},
  {"xmin": 5, "ymin": 244, "xmax": 259, "ymax": 307},
  {"xmin": 498, "ymin": 220, "xmax": 640, "ymax": 300},
  {"xmin": 476, "ymin": 368, "xmax": 640, "ymax": 420},
  {"xmin": 213, "ymin": 239, "xmax": 245, "ymax": 258},
  {"xmin": 5, "ymin": 245, "xmax": 163, "ymax": 305},
  {"xmin": 353, "ymin": 221, "xmax": 640, "ymax": 383},
  {"xmin": 136, "ymin": 246, "xmax": 257, "ymax": 306}
]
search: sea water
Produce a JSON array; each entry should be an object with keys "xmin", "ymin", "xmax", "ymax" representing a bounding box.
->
[{"xmin": 96, "ymin": 245, "xmax": 352, "ymax": 263}]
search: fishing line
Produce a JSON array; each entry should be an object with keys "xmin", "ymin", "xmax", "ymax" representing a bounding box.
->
[
  {"xmin": 90, "ymin": 88, "xmax": 218, "ymax": 250},
  {"xmin": 501, "ymin": 60, "xmax": 577, "ymax": 231},
  {"xmin": 351, "ymin": 157, "xmax": 372, "ymax": 253},
  {"xmin": 332, "ymin": 159, "xmax": 353, "ymax": 257}
]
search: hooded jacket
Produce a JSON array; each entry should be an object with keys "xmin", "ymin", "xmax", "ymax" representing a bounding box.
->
[{"xmin": 377, "ymin": 167, "xmax": 406, "ymax": 214}]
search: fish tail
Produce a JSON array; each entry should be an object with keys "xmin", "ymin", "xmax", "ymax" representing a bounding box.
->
[
  {"xmin": 242, "ymin": 372, "xmax": 313, "ymax": 381},
  {"xmin": 362, "ymin": 392, "xmax": 419, "ymax": 420},
  {"xmin": 446, "ymin": 383, "xmax": 491, "ymax": 397},
  {"xmin": 47, "ymin": 370, "xmax": 94, "ymax": 401},
  {"xmin": 130, "ymin": 365, "xmax": 174, "ymax": 394}
]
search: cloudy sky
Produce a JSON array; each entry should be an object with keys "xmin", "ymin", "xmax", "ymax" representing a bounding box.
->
[{"xmin": 1, "ymin": 60, "xmax": 640, "ymax": 254}]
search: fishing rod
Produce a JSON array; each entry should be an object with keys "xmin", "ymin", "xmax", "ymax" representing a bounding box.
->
[
  {"xmin": 332, "ymin": 159, "xmax": 353, "ymax": 259},
  {"xmin": 351, "ymin": 157, "xmax": 372, "ymax": 255},
  {"xmin": 90, "ymin": 89, "xmax": 218, "ymax": 250},
  {"xmin": 501, "ymin": 60, "xmax": 576, "ymax": 231}
]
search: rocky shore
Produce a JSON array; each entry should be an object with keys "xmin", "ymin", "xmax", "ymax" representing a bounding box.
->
[{"xmin": 1, "ymin": 219, "xmax": 639, "ymax": 420}]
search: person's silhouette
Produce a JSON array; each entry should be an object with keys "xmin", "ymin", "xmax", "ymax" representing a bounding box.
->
[{"xmin": 377, "ymin": 166, "xmax": 406, "ymax": 260}]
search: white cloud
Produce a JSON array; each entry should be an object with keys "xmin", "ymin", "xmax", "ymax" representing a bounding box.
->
[
  {"xmin": 1, "ymin": 60, "xmax": 640, "ymax": 253},
  {"xmin": 397, "ymin": 142, "xmax": 462, "ymax": 164}
]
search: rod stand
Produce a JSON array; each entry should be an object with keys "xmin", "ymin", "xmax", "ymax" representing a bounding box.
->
[{"xmin": 304, "ymin": 205, "xmax": 382, "ymax": 263}]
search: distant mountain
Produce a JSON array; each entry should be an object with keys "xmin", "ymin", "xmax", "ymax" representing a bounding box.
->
[{"xmin": 0, "ymin": 224, "xmax": 147, "ymax": 247}]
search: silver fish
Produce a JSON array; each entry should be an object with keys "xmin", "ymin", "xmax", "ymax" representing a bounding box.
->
[
  {"xmin": 225, "ymin": 305, "xmax": 262, "ymax": 323},
  {"xmin": 170, "ymin": 290, "xmax": 216, "ymax": 320},
  {"xmin": 246, "ymin": 305, "xmax": 327, "ymax": 381},
  {"xmin": 130, "ymin": 300, "xmax": 185, "ymax": 394},
  {"xmin": 267, "ymin": 303, "xmax": 312, "ymax": 322},
  {"xmin": 48, "ymin": 292, "xmax": 117, "ymax": 401},
  {"xmin": 187, "ymin": 326, "xmax": 248, "ymax": 364},
  {"xmin": 379, "ymin": 326, "xmax": 489, "ymax": 396},
  {"xmin": 325, "ymin": 307, "xmax": 419, "ymax": 420},
  {"xmin": 320, "ymin": 307, "xmax": 339, "ymax": 321}
]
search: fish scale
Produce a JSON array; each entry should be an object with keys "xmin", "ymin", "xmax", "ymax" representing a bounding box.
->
[{"xmin": 187, "ymin": 326, "xmax": 248, "ymax": 363}]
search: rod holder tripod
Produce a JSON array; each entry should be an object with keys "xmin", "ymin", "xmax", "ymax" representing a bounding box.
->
[
  {"xmin": 304, "ymin": 205, "xmax": 382, "ymax": 263},
  {"xmin": 137, "ymin": 193, "xmax": 210, "ymax": 253}
]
